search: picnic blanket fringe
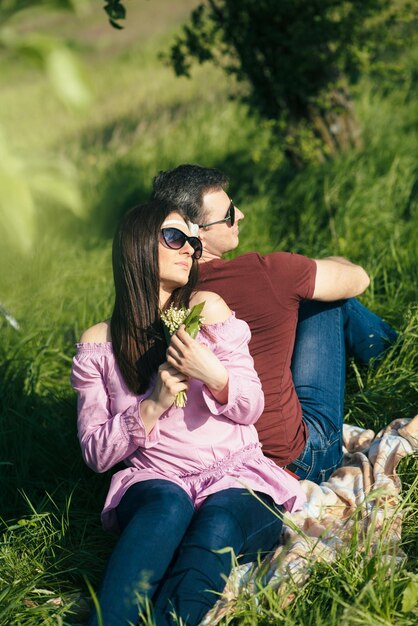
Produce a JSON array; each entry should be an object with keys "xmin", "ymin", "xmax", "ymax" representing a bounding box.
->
[{"xmin": 201, "ymin": 414, "xmax": 418, "ymax": 625}]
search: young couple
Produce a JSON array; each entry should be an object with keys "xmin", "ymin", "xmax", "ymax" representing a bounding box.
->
[{"xmin": 71, "ymin": 164, "xmax": 397, "ymax": 626}]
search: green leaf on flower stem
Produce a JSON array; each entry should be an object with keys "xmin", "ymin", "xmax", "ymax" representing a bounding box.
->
[{"xmin": 182, "ymin": 301, "xmax": 205, "ymax": 339}]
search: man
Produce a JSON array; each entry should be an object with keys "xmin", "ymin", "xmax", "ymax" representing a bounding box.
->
[{"xmin": 152, "ymin": 164, "xmax": 397, "ymax": 483}]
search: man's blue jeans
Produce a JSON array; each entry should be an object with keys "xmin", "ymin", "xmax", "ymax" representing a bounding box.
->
[
  {"xmin": 88, "ymin": 480, "xmax": 283, "ymax": 626},
  {"xmin": 288, "ymin": 298, "xmax": 398, "ymax": 483}
]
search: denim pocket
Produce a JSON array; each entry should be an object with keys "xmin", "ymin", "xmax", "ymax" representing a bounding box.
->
[
  {"xmin": 313, "ymin": 446, "xmax": 342, "ymax": 483},
  {"xmin": 291, "ymin": 438, "xmax": 343, "ymax": 483},
  {"xmin": 290, "ymin": 440, "xmax": 313, "ymax": 474}
]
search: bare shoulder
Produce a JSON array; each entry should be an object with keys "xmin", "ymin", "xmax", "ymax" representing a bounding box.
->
[
  {"xmin": 190, "ymin": 291, "xmax": 232, "ymax": 325},
  {"xmin": 79, "ymin": 320, "xmax": 111, "ymax": 343}
]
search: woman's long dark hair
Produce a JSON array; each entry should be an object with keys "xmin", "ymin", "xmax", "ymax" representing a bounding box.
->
[{"xmin": 110, "ymin": 200, "xmax": 199, "ymax": 394}]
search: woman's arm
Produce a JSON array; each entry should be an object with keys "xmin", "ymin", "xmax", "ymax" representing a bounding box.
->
[
  {"xmin": 74, "ymin": 319, "xmax": 191, "ymax": 472},
  {"xmin": 73, "ymin": 324, "xmax": 152, "ymax": 473},
  {"xmin": 71, "ymin": 352, "xmax": 158, "ymax": 473},
  {"xmin": 166, "ymin": 292, "xmax": 264, "ymax": 424},
  {"xmin": 73, "ymin": 355, "xmax": 191, "ymax": 473},
  {"xmin": 167, "ymin": 292, "xmax": 230, "ymax": 403}
]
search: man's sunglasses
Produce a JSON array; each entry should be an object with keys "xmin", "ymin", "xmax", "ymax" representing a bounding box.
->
[
  {"xmin": 198, "ymin": 200, "xmax": 235, "ymax": 228},
  {"xmin": 160, "ymin": 227, "xmax": 203, "ymax": 260}
]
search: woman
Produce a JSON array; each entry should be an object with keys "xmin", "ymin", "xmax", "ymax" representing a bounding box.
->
[{"xmin": 71, "ymin": 201, "xmax": 306, "ymax": 626}]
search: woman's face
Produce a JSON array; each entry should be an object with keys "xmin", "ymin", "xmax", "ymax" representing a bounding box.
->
[{"xmin": 158, "ymin": 212, "xmax": 197, "ymax": 302}]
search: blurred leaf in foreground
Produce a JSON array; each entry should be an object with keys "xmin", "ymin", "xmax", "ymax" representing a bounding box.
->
[
  {"xmin": 0, "ymin": 1, "xmax": 92, "ymax": 256},
  {"xmin": 0, "ymin": 131, "xmax": 36, "ymax": 255},
  {"xmin": 0, "ymin": 130, "xmax": 85, "ymax": 255},
  {"xmin": 46, "ymin": 45, "xmax": 91, "ymax": 109}
]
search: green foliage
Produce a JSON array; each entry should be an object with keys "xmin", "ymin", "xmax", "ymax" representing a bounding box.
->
[
  {"xmin": 0, "ymin": 134, "xmax": 85, "ymax": 255},
  {"xmin": 0, "ymin": 1, "xmax": 417, "ymax": 624},
  {"xmin": 0, "ymin": 1, "xmax": 85, "ymax": 21},
  {"xmin": 402, "ymin": 573, "xmax": 418, "ymax": 613},
  {"xmin": 103, "ymin": 0, "xmax": 126, "ymax": 30},
  {"xmin": 0, "ymin": 0, "xmax": 91, "ymax": 257},
  {"xmin": 166, "ymin": 0, "xmax": 417, "ymax": 164},
  {"xmin": 0, "ymin": 0, "xmax": 92, "ymax": 107}
]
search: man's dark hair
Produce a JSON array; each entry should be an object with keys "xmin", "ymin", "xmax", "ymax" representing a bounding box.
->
[{"xmin": 152, "ymin": 164, "xmax": 229, "ymax": 223}]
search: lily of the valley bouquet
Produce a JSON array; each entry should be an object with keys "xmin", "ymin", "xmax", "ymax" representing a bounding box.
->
[{"xmin": 160, "ymin": 302, "xmax": 205, "ymax": 407}]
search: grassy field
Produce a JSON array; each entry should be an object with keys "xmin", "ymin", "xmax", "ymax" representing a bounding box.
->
[{"xmin": 0, "ymin": 1, "xmax": 417, "ymax": 624}]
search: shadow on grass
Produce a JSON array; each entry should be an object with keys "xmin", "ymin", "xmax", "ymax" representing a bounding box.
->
[
  {"xmin": 87, "ymin": 159, "xmax": 151, "ymax": 239},
  {"xmin": 0, "ymin": 353, "xmax": 111, "ymax": 524},
  {"xmin": 0, "ymin": 353, "xmax": 118, "ymax": 595}
]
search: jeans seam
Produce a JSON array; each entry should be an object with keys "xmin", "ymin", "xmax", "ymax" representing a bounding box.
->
[
  {"xmin": 245, "ymin": 515, "xmax": 282, "ymax": 546},
  {"xmin": 335, "ymin": 306, "xmax": 344, "ymax": 439},
  {"xmin": 198, "ymin": 503, "xmax": 247, "ymax": 551}
]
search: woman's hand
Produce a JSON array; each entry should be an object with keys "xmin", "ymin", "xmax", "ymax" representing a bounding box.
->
[
  {"xmin": 150, "ymin": 362, "xmax": 189, "ymax": 411},
  {"xmin": 141, "ymin": 363, "xmax": 189, "ymax": 432},
  {"xmin": 166, "ymin": 326, "xmax": 229, "ymax": 403}
]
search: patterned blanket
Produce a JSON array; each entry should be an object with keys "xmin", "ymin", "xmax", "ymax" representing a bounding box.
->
[
  {"xmin": 43, "ymin": 415, "xmax": 417, "ymax": 622},
  {"xmin": 202, "ymin": 415, "xmax": 418, "ymax": 624},
  {"xmin": 43, "ymin": 415, "xmax": 418, "ymax": 626}
]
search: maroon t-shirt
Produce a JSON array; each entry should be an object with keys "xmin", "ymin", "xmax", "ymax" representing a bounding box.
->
[{"xmin": 198, "ymin": 252, "xmax": 317, "ymax": 466}]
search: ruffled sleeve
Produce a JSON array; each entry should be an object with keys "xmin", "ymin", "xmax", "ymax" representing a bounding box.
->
[
  {"xmin": 71, "ymin": 344, "xmax": 161, "ymax": 474},
  {"xmin": 198, "ymin": 314, "xmax": 264, "ymax": 425}
]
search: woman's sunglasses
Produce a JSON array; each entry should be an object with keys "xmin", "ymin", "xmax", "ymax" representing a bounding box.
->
[
  {"xmin": 160, "ymin": 227, "xmax": 203, "ymax": 260},
  {"xmin": 198, "ymin": 200, "xmax": 235, "ymax": 228}
]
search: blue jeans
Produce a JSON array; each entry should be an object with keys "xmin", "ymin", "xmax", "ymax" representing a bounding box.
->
[
  {"xmin": 288, "ymin": 298, "xmax": 397, "ymax": 483},
  {"xmin": 89, "ymin": 480, "xmax": 283, "ymax": 626}
]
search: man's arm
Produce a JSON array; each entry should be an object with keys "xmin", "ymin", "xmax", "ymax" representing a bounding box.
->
[{"xmin": 312, "ymin": 256, "xmax": 370, "ymax": 301}]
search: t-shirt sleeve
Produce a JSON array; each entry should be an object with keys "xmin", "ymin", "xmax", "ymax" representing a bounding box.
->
[
  {"xmin": 198, "ymin": 314, "xmax": 265, "ymax": 424},
  {"xmin": 259, "ymin": 252, "xmax": 316, "ymax": 302},
  {"xmin": 71, "ymin": 347, "xmax": 161, "ymax": 473}
]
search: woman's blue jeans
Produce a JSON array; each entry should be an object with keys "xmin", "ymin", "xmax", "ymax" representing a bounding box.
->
[
  {"xmin": 88, "ymin": 480, "xmax": 283, "ymax": 626},
  {"xmin": 288, "ymin": 298, "xmax": 398, "ymax": 483}
]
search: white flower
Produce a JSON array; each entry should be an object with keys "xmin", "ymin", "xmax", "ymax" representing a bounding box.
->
[{"xmin": 160, "ymin": 302, "xmax": 205, "ymax": 407}]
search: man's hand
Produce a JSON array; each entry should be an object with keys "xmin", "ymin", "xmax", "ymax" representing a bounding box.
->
[{"xmin": 313, "ymin": 256, "xmax": 370, "ymax": 301}]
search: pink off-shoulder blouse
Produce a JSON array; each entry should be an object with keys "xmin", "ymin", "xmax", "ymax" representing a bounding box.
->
[{"xmin": 71, "ymin": 314, "xmax": 306, "ymax": 532}]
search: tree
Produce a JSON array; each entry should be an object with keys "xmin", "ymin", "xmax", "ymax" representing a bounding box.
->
[
  {"xmin": 170, "ymin": 1, "xmax": 418, "ymax": 164},
  {"xmin": 108, "ymin": 0, "xmax": 416, "ymax": 165}
]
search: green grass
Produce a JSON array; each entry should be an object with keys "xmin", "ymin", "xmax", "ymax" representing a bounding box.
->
[{"xmin": 0, "ymin": 1, "xmax": 417, "ymax": 624}]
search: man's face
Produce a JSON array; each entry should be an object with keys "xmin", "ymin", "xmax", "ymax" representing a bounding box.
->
[{"xmin": 199, "ymin": 189, "xmax": 244, "ymax": 258}]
